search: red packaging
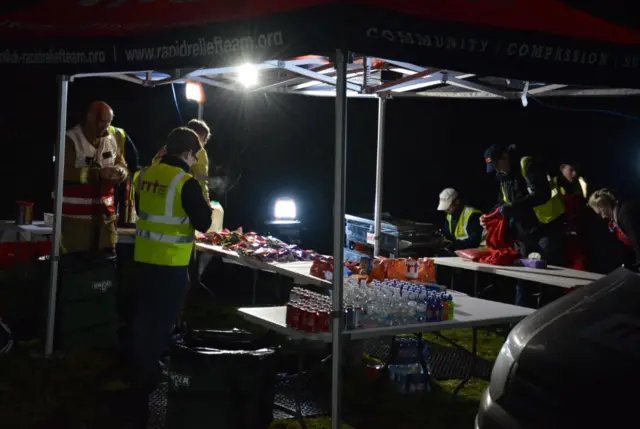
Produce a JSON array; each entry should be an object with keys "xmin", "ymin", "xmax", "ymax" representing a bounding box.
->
[
  {"xmin": 298, "ymin": 306, "xmax": 310, "ymax": 331},
  {"xmin": 286, "ymin": 302, "xmax": 295, "ymax": 327},
  {"xmin": 310, "ymin": 256, "xmax": 334, "ymax": 280},
  {"xmin": 291, "ymin": 304, "xmax": 302, "ymax": 329},
  {"xmin": 456, "ymin": 248, "xmax": 492, "ymax": 261},
  {"xmin": 305, "ymin": 307, "xmax": 318, "ymax": 333},
  {"xmin": 317, "ymin": 309, "xmax": 329, "ymax": 332}
]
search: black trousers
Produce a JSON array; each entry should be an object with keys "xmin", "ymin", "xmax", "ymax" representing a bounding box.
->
[
  {"xmin": 128, "ymin": 262, "xmax": 189, "ymax": 388},
  {"xmin": 514, "ymin": 220, "xmax": 566, "ymax": 307}
]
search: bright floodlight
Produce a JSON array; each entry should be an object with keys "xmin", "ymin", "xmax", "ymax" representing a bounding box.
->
[
  {"xmin": 237, "ymin": 63, "xmax": 258, "ymax": 88},
  {"xmin": 185, "ymin": 81, "xmax": 204, "ymax": 103},
  {"xmin": 274, "ymin": 198, "xmax": 296, "ymax": 220}
]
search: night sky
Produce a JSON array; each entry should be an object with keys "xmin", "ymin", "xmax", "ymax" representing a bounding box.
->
[{"xmin": 2, "ymin": 70, "xmax": 640, "ymax": 254}]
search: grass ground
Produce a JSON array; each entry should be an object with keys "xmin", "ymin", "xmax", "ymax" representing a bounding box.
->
[{"xmin": 0, "ymin": 265, "xmax": 507, "ymax": 429}]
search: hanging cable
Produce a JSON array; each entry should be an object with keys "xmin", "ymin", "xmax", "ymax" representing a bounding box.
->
[
  {"xmin": 529, "ymin": 95, "xmax": 640, "ymax": 122},
  {"xmin": 171, "ymin": 83, "xmax": 184, "ymax": 124}
]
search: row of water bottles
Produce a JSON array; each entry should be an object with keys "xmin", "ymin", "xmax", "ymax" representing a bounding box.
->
[{"xmin": 343, "ymin": 277, "xmax": 455, "ymax": 328}]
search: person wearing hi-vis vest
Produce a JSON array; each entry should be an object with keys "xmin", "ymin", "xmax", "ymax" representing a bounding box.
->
[
  {"xmin": 551, "ymin": 162, "xmax": 589, "ymax": 271},
  {"xmin": 152, "ymin": 118, "xmax": 211, "ymax": 202},
  {"xmin": 61, "ymin": 101, "xmax": 127, "ymax": 254},
  {"xmin": 437, "ymin": 188, "xmax": 484, "ymax": 250},
  {"xmin": 128, "ymin": 127, "xmax": 212, "ymax": 395},
  {"xmin": 482, "ymin": 144, "xmax": 566, "ymax": 307}
]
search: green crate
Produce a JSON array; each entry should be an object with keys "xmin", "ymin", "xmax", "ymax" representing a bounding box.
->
[
  {"xmin": 55, "ymin": 321, "xmax": 118, "ymax": 351},
  {"xmin": 58, "ymin": 264, "xmax": 118, "ymax": 303},
  {"xmin": 56, "ymin": 293, "xmax": 117, "ymax": 333}
]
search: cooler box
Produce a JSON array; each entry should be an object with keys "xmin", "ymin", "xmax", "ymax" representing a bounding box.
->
[
  {"xmin": 168, "ymin": 329, "xmax": 277, "ymax": 429},
  {"xmin": 55, "ymin": 253, "xmax": 118, "ymax": 351},
  {"xmin": 0, "ymin": 222, "xmax": 51, "ymax": 268}
]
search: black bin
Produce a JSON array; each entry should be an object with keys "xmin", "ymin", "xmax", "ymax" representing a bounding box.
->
[{"xmin": 168, "ymin": 328, "xmax": 277, "ymax": 429}]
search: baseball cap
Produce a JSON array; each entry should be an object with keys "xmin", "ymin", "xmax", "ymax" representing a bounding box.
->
[
  {"xmin": 437, "ymin": 188, "xmax": 459, "ymax": 211},
  {"xmin": 484, "ymin": 143, "xmax": 507, "ymax": 173}
]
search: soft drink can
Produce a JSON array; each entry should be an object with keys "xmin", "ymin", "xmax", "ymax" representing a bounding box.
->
[
  {"xmin": 345, "ymin": 306, "xmax": 354, "ymax": 330},
  {"xmin": 289, "ymin": 288, "xmax": 300, "ymax": 302},
  {"xmin": 352, "ymin": 306, "xmax": 362, "ymax": 328},
  {"xmin": 305, "ymin": 307, "xmax": 317, "ymax": 333},
  {"xmin": 291, "ymin": 303, "xmax": 302, "ymax": 329},
  {"xmin": 286, "ymin": 302, "xmax": 295, "ymax": 326},
  {"xmin": 320, "ymin": 310, "xmax": 330, "ymax": 332}
]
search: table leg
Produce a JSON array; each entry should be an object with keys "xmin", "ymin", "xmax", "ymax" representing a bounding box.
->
[
  {"xmin": 292, "ymin": 347, "xmax": 308, "ymax": 429},
  {"xmin": 453, "ymin": 327, "xmax": 478, "ymax": 396},
  {"xmin": 473, "ymin": 272, "xmax": 478, "ymax": 297},
  {"xmin": 415, "ymin": 333, "xmax": 433, "ymax": 394},
  {"xmin": 252, "ymin": 269, "xmax": 258, "ymax": 306}
]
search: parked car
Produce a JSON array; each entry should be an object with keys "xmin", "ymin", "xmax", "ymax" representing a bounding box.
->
[{"xmin": 476, "ymin": 266, "xmax": 640, "ymax": 429}]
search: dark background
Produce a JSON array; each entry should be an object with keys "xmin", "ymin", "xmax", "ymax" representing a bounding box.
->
[{"xmin": 2, "ymin": 70, "xmax": 640, "ymax": 255}]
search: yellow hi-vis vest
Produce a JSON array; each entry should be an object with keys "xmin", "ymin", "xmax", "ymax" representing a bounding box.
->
[
  {"xmin": 446, "ymin": 206, "xmax": 486, "ymax": 246},
  {"xmin": 501, "ymin": 156, "xmax": 565, "ymax": 224},
  {"xmin": 133, "ymin": 164, "xmax": 195, "ymax": 266},
  {"xmin": 551, "ymin": 176, "xmax": 588, "ymax": 199}
]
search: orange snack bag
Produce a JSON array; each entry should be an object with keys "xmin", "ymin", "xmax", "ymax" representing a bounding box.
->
[
  {"xmin": 386, "ymin": 258, "xmax": 407, "ymax": 280},
  {"xmin": 417, "ymin": 258, "xmax": 436, "ymax": 283}
]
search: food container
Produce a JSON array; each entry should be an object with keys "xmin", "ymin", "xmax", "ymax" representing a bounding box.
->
[
  {"xmin": 519, "ymin": 258, "xmax": 548, "ymax": 269},
  {"xmin": 207, "ymin": 201, "xmax": 224, "ymax": 233},
  {"xmin": 43, "ymin": 213, "xmax": 54, "ymax": 226},
  {"xmin": 16, "ymin": 201, "xmax": 34, "ymax": 225}
]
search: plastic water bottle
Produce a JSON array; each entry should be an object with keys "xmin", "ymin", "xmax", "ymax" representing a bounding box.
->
[{"xmin": 415, "ymin": 301, "xmax": 426, "ymax": 322}]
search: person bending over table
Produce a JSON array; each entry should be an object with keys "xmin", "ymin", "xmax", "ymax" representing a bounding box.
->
[
  {"xmin": 481, "ymin": 144, "xmax": 566, "ymax": 307},
  {"xmin": 588, "ymin": 188, "xmax": 640, "ymax": 268}
]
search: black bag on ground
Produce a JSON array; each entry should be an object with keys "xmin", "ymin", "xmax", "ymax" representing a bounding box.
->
[{"xmin": 167, "ymin": 329, "xmax": 277, "ymax": 429}]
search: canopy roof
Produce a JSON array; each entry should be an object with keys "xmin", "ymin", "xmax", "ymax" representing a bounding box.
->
[
  {"xmin": 2, "ymin": 1, "xmax": 640, "ymax": 89},
  {"xmin": 73, "ymin": 56, "xmax": 640, "ymax": 100}
]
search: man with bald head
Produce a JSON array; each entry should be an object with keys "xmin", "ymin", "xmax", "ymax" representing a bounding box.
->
[{"xmin": 61, "ymin": 101, "xmax": 127, "ymax": 254}]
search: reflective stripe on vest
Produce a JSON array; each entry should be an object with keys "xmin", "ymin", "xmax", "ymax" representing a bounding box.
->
[
  {"xmin": 447, "ymin": 206, "xmax": 481, "ymax": 240},
  {"xmin": 62, "ymin": 126, "xmax": 119, "ymax": 219},
  {"xmin": 134, "ymin": 164, "xmax": 195, "ymax": 266},
  {"xmin": 501, "ymin": 157, "xmax": 565, "ymax": 224},
  {"xmin": 552, "ymin": 176, "xmax": 588, "ymax": 199},
  {"xmin": 135, "ymin": 229, "xmax": 194, "ymax": 244}
]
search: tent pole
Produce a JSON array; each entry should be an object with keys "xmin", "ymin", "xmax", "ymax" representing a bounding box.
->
[
  {"xmin": 197, "ymin": 103, "xmax": 204, "ymax": 120},
  {"xmin": 331, "ymin": 49, "xmax": 348, "ymax": 429},
  {"xmin": 373, "ymin": 96, "xmax": 387, "ymax": 257},
  {"xmin": 45, "ymin": 75, "xmax": 69, "ymax": 357}
]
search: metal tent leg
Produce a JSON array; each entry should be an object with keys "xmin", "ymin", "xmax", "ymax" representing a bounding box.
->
[
  {"xmin": 45, "ymin": 75, "xmax": 69, "ymax": 357},
  {"xmin": 197, "ymin": 103, "xmax": 204, "ymax": 120},
  {"xmin": 373, "ymin": 96, "xmax": 387, "ymax": 257},
  {"xmin": 330, "ymin": 49, "xmax": 348, "ymax": 429}
]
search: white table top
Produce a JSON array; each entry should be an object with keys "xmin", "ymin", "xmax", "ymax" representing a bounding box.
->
[
  {"xmin": 432, "ymin": 256, "xmax": 603, "ymax": 288},
  {"xmin": 238, "ymin": 298, "xmax": 534, "ymax": 342},
  {"xmin": 18, "ymin": 223, "xmax": 53, "ymax": 235},
  {"xmin": 196, "ymin": 243, "xmax": 330, "ymax": 287},
  {"xmin": 0, "ymin": 220, "xmax": 52, "ymax": 241}
]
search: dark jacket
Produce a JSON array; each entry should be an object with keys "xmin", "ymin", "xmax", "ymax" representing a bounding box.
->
[
  {"xmin": 135, "ymin": 156, "xmax": 212, "ymax": 233},
  {"xmin": 443, "ymin": 206, "xmax": 483, "ymax": 250},
  {"xmin": 496, "ymin": 154, "xmax": 556, "ymax": 240},
  {"xmin": 614, "ymin": 201, "xmax": 640, "ymax": 264}
]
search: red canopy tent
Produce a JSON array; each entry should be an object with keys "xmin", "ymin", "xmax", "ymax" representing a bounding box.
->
[
  {"xmin": 3, "ymin": 2, "xmax": 640, "ymax": 427},
  {"xmin": 3, "ymin": 1, "xmax": 640, "ymax": 85}
]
